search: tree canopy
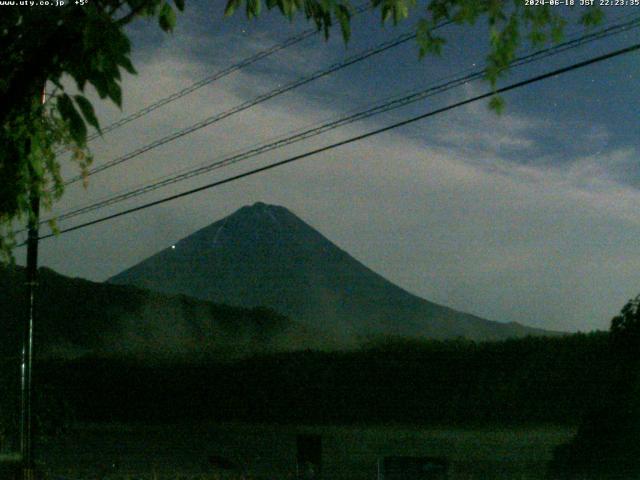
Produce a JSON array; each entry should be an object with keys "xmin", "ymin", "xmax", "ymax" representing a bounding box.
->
[
  {"xmin": 0, "ymin": 0, "xmax": 603, "ymax": 260},
  {"xmin": 549, "ymin": 295, "xmax": 640, "ymax": 478}
]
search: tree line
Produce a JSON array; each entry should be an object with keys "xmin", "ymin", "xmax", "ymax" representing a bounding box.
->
[{"xmin": 0, "ymin": 331, "xmax": 613, "ymax": 430}]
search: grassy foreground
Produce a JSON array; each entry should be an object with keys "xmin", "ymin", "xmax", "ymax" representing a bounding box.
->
[{"xmin": 35, "ymin": 423, "xmax": 575, "ymax": 480}]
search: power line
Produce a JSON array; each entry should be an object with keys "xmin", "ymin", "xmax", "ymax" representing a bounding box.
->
[
  {"xmin": 71, "ymin": 3, "xmax": 372, "ymax": 145},
  {"xmin": 63, "ymin": 23, "xmax": 452, "ymax": 186},
  {"xmin": 24, "ymin": 11, "xmax": 640, "ymax": 235},
  {"xmin": 44, "ymin": 15, "xmax": 640, "ymax": 226},
  {"xmin": 29, "ymin": 41, "xmax": 640, "ymax": 243}
]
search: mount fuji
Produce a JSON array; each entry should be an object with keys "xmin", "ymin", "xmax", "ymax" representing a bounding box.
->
[{"xmin": 109, "ymin": 202, "xmax": 557, "ymax": 341}]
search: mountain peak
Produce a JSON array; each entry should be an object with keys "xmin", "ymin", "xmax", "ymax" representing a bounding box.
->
[
  {"xmin": 110, "ymin": 203, "xmax": 558, "ymax": 341},
  {"xmin": 230, "ymin": 202, "xmax": 293, "ymax": 224},
  {"xmin": 240, "ymin": 201, "xmax": 272, "ymax": 213},
  {"xmin": 241, "ymin": 201, "xmax": 284, "ymax": 212}
]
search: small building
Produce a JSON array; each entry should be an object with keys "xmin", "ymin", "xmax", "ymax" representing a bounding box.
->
[{"xmin": 378, "ymin": 455, "xmax": 449, "ymax": 480}]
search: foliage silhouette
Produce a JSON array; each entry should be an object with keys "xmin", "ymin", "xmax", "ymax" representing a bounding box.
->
[
  {"xmin": 549, "ymin": 296, "xmax": 640, "ymax": 479},
  {"xmin": 0, "ymin": 332, "xmax": 612, "ymax": 428}
]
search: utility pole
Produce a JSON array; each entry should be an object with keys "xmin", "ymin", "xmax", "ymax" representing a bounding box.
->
[{"xmin": 20, "ymin": 87, "xmax": 45, "ymax": 480}]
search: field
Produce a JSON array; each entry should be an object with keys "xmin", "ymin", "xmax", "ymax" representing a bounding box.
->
[{"xmin": 35, "ymin": 423, "xmax": 576, "ymax": 480}]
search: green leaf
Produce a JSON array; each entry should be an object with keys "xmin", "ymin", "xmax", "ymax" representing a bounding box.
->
[
  {"xmin": 247, "ymin": 0, "xmax": 261, "ymax": 18},
  {"xmin": 173, "ymin": 0, "xmax": 185, "ymax": 11},
  {"xmin": 551, "ymin": 18, "xmax": 566, "ymax": 43},
  {"xmin": 335, "ymin": 5, "xmax": 351, "ymax": 42},
  {"xmin": 528, "ymin": 30, "xmax": 545, "ymax": 46},
  {"xmin": 29, "ymin": 154, "xmax": 44, "ymax": 178},
  {"xmin": 580, "ymin": 7, "xmax": 604, "ymax": 27},
  {"xmin": 394, "ymin": 2, "xmax": 409, "ymax": 23},
  {"xmin": 489, "ymin": 95, "xmax": 505, "ymax": 114},
  {"xmin": 74, "ymin": 95, "xmax": 101, "ymax": 135},
  {"xmin": 119, "ymin": 56, "xmax": 137, "ymax": 75},
  {"xmin": 57, "ymin": 94, "xmax": 87, "ymax": 146},
  {"xmin": 159, "ymin": 2, "xmax": 177, "ymax": 31},
  {"xmin": 225, "ymin": 0, "xmax": 241, "ymax": 16},
  {"xmin": 381, "ymin": 4, "xmax": 392, "ymax": 23},
  {"xmin": 47, "ymin": 219, "xmax": 60, "ymax": 236},
  {"xmin": 417, "ymin": 20, "xmax": 445, "ymax": 57},
  {"xmin": 90, "ymin": 73, "xmax": 110, "ymax": 99},
  {"xmin": 107, "ymin": 81, "xmax": 123, "ymax": 108}
]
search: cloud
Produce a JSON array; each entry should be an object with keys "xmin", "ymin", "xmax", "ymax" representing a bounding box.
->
[{"xmin": 28, "ymin": 10, "xmax": 640, "ymax": 336}]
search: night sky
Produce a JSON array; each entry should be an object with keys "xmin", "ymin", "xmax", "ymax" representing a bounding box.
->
[{"xmin": 14, "ymin": 1, "xmax": 640, "ymax": 332}]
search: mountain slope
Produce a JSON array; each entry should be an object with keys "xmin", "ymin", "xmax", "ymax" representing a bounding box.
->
[
  {"xmin": 0, "ymin": 264, "xmax": 319, "ymax": 360},
  {"xmin": 110, "ymin": 202, "xmax": 557, "ymax": 341}
]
